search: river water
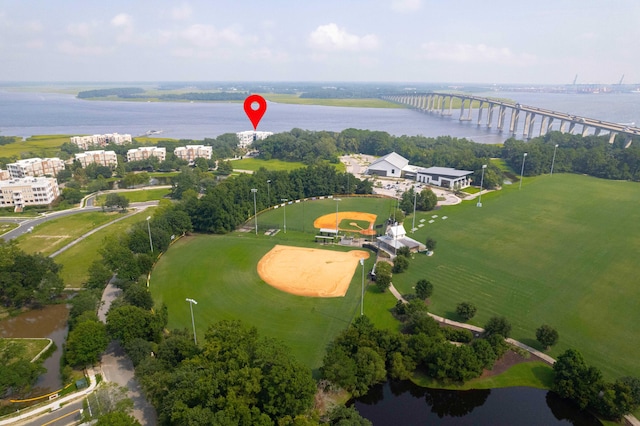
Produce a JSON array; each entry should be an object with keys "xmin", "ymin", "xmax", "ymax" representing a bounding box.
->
[
  {"xmin": 0, "ymin": 304, "xmax": 69, "ymax": 393},
  {"xmin": 1, "ymin": 90, "xmax": 639, "ymax": 145}
]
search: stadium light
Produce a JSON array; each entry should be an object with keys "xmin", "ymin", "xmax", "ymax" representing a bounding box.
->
[
  {"xmin": 146, "ymin": 216, "xmax": 153, "ymax": 253},
  {"xmin": 251, "ymin": 188, "xmax": 258, "ymax": 235},
  {"xmin": 550, "ymin": 144, "xmax": 559, "ymax": 176},
  {"xmin": 185, "ymin": 298, "xmax": 198, "ymax": 345},
  {"xmin": 281, "ymin": 198, "xmax": 288, "ymax": 233},
  {"xmin": 335, "ymin": 198, "xmax": 341, "ymax": 234},
  {"xmin": 360, "ymin": 258, "xmax": 365, "ymax": 316},
  {"xmin": 519, "ymin": 153, "xmax": 528, "ymax": 190},
  {"xmin": 412, "ymin": 188, "xmax": 417, "ymax": 232},
  {"xmin": 267, "ymin": 180, "xmax": 271, "ymax": 205},
  {"xmin": 477, "ymin": 164, "xmax": 487, "ymax": 207}
]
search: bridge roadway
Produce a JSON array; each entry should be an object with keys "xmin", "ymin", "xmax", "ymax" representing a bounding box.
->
[{"xmin": 383, "ymin": 92, "xmax": 640, "ymax": 147}]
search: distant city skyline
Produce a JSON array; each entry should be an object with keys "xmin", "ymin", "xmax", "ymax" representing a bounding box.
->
[{"xmin": 1, "ymin": 0, "xmax": 639, "ymax": 84}]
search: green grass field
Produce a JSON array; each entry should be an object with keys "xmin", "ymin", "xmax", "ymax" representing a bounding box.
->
[
  {"xmin": 0, "ymin": 338, "xmax": 51, "ymax": 363},
  {"xmin": 95, "ymin": 188, "xmax": 171, "ymax": 204},
  {"xmin": 16, "ymin": 212, "xmax": 121, "ymax": 256},
  {"xmin": 0, "ymin": 135, "xmax": 71, "ymax": 158},
  {"xmin": 392, "ymin": 174, "xmax": 640, "ymax": 380},
  {"xmin": 148, "ymin": 174, "xmax": 640, "ymax": 383},
  {"xmin": 55, "ymin": 209, "xmax": 152, "ymax": 287},
  {"xmin": 231, "ymin": 158, "xmax": 307, "ymax": 172}
]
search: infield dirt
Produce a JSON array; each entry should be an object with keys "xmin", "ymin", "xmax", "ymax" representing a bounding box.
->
[{"xmin": 257, "ymin": 245, "xmax": 370, "ymax": 297}]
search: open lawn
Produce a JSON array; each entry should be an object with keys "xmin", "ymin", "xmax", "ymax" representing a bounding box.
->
[
  {"xmin": 231, "ymin": 158, "xmax": 307, "ymax": 172},
  {"xmin": 95, "ymin": 188, "xmax": 171, "ymax": 204},
  {"xmin": 0, "ymin": 135, "xmax": 71, "ymax": 158},
  {"xmin": 55, "ymin": 209, "xmax": 152, "ymax": 288},
  {"xmin": 393, "ymin": 173, "xmax": 640, "ymax": 380},
  {"xmin": 16, "ymin": 211, "xmax": 121, "ymax": 256},
  {"xmin": 0, "ymin": 338, "xmax": 51, "ymax": 363}
]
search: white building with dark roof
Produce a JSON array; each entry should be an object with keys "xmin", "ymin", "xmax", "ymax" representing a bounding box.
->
[
  {"xmin": 174, "ymin": 145, "xmax": 212, "ymax": 162},
  {"xmin": 70, "ymin": 133, "xmax": 132, "ymax": 150},
  {"xmin": 415, "ymin": 166, "xmax": 473, "ymax": 189},
  {"xmin": 236, "ymin": 131, "xmax": 273, "ymax": 148},
  {"xmin": 376, "ymin": 223, "xmax": 425, "ymax": 257}
]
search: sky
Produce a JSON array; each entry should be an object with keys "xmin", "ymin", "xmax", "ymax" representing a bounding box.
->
[{"xmin": 1, "ymin": 0, "xmax": 639, "ymax": 84}]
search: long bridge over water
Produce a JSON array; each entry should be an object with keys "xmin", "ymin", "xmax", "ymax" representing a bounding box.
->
[{"xmin": 382, "ymin": 93, "xmax": 640, "ymax": 147}]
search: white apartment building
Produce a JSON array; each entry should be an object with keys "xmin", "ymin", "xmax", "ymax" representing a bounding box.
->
[
  {"xmin": 236, "ymin": 131, "xmax": 273, "ymax": 148},
  {"xmin": 0, "ymin": 169, "xmax": 12, "ymax": 181},
  {"xmin": 74, "ymin": 150, "xmax": 118, "ymax": 168},
  {"xmin": 174, "ymin": 145, "xmax": 213, "ymax": 162},
  {"xmin": 70, "ymin": 133, "xmax": 132, "ymax": 150},
  {"xmin": 0, "ymin": 177, "xmax": 60, "ymax": 210},
  {"xmin": 6, "ymin": 157, "xmax": 66, "ymax": 179},
  {"xmin": 127, "ymin": 146, "xmax": 166, "ymax": 162}
]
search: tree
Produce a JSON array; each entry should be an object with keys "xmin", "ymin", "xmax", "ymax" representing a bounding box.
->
[
  {"xmin": 106, "ymin": 305, "xmax": 156, "ymax": 345},
  {"xmin": 392, "ymin": 255, "xmax": 409, "ymax": 273},
  {"xmin": 553, "ymin": 349, "xmax": 603, "ymax": 410},
  {"xmin": 483, "ymin": 316, "xmax": 511, "ymax": 338},
  {"xmin": 104, "ymin": 193, "xmax": 129, "ymax": 211},
  {"xmin": 415, "ymin": 279, "xmax": 433, "ymax": 300},
  {"xmin": 65, "ymin": 319, "xmax": 109, "ymax": 366},
  {"xmin": 374, "ymin": 261, "xmax": 392, "ymax": 292},
  {"xmin": 327, "ymin": 405, "xmax": 372, "ymax": 426},
  {"xmin": 123, "ymin": 283, "xmax": 154, "ymax": 310},
  {"xmin": 96, "ymin": 411, "xmax": 141, "ymax": 426},
  {"xmin": 419, "ymin": 188, "xmax": 438, "ymax": 211},
  {"xmin": 535, "ymin": 324, "xmax": 559, "ymax": 349},
  {"xmin": 425, "ymin": 237, "xmax": 437, "ymax": 252},
  {"xmin": 456, "ymin": 302, "xmax": 477, "ymax": 321},
  {"xmin": 217, "ymin": 160, "xmax": 233, "ymax": 175}
]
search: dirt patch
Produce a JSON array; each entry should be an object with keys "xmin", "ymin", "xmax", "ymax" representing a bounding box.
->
[
  {"xmin": 480, "ymin": 349, "xmax": 542, "ymax": 378},
  {"xmin": 257, "ymin": 245, "xmax": 370, "ymax": 297},
  {"xmin": 313, "ymin": 211, "xmax": 377, "ymax": 235}
]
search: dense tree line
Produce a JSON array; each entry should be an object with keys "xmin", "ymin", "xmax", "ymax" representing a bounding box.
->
[
  {"xmin": 553, "ymin": 349, "xmax": 640, "ymax": 420},
  {"xmin": 174, "ymin": 164, "xmax": 372, "ymax": 234},
  {"xmin": 0, "ymin": 339, "xmax": 46, "ymax": 398},
  {"xmin": 502, "ymin": 132, "xmax": 640, "ymax": 181},
  {"xmin": 133, "ymin": 320, "xmax": 316, "ymax": 425},
  {"xmin": 0, "ymin": 240, "xmax": 64, "ymax": 308},
  {"xmin": 77, "ymin": 88, "xmax": 145, "ymax": 99}
]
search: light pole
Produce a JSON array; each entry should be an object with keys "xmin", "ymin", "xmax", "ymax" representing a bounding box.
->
[
  {"xmin": 477, "ymin": 164, "xmax": 487, "ymax": 207},
  {"xmin": 281, "ymin": 198, "xmax": 288, "ymax": 233},
  {"xmin": 185, "ymin": 298, "xmax": 198, "ymax": 345},
  {"xmin": 360, "ymin": 258, "xmax": 365, "ymax": 316},
  {"xmin": 550, "ymin": 144, "xmax": 559, "ymax": 176},
  {"xmin": 519, "ymin": 153, "xmax": 528, "ymax": 190},
  {"xmin": 267, "ymin": 180, "xmax": 271, "ymax": 204},
  {"xmin": 411, "ymin": 188, "xmax": 417, "ymax": 233},
  {"xmin": 335, "ymin": 198, "xmax": 341, "ymax": 234},
  {"xmin": 251, "ymin": 188, "xmax": 258, "ymax": 235},
  {"xmin": 146, "ymin": 216, "xmax": 153, "ymax": 253}
]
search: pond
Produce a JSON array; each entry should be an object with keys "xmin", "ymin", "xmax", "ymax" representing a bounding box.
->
[
  {"xmin": 0, "ymin": 304, "xmax": 69, "ymax": 394},
  {"xmin": 351, "ymin": 381, "xmax": 602, "ymax": 425}
]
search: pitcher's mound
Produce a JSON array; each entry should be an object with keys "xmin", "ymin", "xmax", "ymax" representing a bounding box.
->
[{"xmin": 257, "ymin": 245, "xmax": 370, "ymax": 297}]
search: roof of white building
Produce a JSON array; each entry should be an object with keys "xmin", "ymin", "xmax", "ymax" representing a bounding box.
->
[
  {"xmin": 368, "ymin": 152, "xmax": 409, "ymax": 171},
  {"xmin": 417, "ymin": 166, "xmax": 473, "ymax": 177}
]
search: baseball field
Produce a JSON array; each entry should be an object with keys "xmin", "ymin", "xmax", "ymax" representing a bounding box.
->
[{"xmin": 150, "ymin": 176, "xmax": 640, "ymax": 380}]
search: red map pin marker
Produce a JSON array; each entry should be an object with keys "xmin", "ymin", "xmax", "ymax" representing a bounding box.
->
[{"xmin": 244, "ymin": 94, "xmax": 267, "ymax": 130}]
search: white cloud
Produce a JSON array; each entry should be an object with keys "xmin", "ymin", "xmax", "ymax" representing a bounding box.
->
[
  {"xmin": 308, "ymin": 23, "xmax": 378, "ymax": 52},
  {"xmin": 391, "ymin": 0, "xmax": 422, "ymax": 12},
  {"xmin": 67, "ymin": 23, "xmax": 93, "ymax": 38},
  {"xmin": 57, "ymin": 40, "xmax": 109, "ymax": 56},
  {"xmin": 25, "ymin": 20, "xmax": 43, "ymax": 33},
  {"xmin": 171, "ymin": 4, "xmax": 193, "ymax": 20},
  {"xmin": 111, "ymin": 13, "xmax": 133, "ymax": 28},
  {"xmin": 179, "ymin": 24, "xmax": 250, "ymax": 48},
  {"xmin": 420, "ymin": 41, "xmax": 536, "ymax": 65}
]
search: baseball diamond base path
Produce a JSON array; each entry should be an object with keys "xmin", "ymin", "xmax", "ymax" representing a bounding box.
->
[
  {"xmin": 257, "ymin": 245, "xmax": 370, "ymax": 297},
  {"xmin": 313, "ymin": 211, "xmax": 377, "ymax": 235}
]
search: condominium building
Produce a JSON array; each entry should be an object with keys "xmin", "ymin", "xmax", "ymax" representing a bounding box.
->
[
  {"xmin": 127, "ymin": 146, "xmax": 166, "ymax": 162},
  {"xmin": 74, "ymin": 150, "xmax": 118, "ymax": 168},
  {"xmin": 0, "ymin": 177, "xmax": 60, "ymax": 210},
  {"xmin": 173, "ymin": 145, "xmax": 213, "ymax": 162},
  {"xmin": 70, "ymin": 133, "xmax": 132, "ymax": 150},
  {"xmin": 6, "ymin": 157, "xmax": 66, "ymax": 178},
  {"xmin": 236, "ymin": 130, "xmax": 273, "ymax": 148}
]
